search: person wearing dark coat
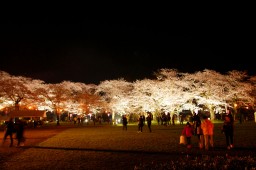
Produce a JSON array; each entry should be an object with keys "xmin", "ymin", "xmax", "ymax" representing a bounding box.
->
[
  {"xmin": 138, "ymin": 116, "xmax": 144, "ymax": 133},
  {"xmin": 122, "ymin": 115, "xmax": 128, "ymax": 131},
  {"xmin": 222, "ymin": 114, "xmax": 234, "ymax": 149},
  {"xmin": 2, "ymin": 118, "xmax": 15, "ymax": 147},
  {"xmin": 146, "ymin": 114, "xmax": 152, "ymax": 132},
  {"xmin": 15, "ymin": 119, "xmax": 25, "ymax": 147}
]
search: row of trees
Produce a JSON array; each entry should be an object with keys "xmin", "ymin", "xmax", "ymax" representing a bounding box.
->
[{"xmin": 0, "ymin": 69, "xmax": 255, "ymax": 124}]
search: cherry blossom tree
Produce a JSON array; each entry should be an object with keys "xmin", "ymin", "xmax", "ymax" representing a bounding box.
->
[
  {"xmin": 180, "ymin": 69, "xmax": 254, "ymax": 120},
  {"xmin": 35, "ymin": 82, "xmax": 71, "ymax": 125},
  {"xmin": 96, "ymin": 79, "xmax": 134, "ymax": 120},
  {"xmin": 44, "ymin": 81, "xmax": 106, "ymax": 122},
  {"xmin": 0, "ymin": 71, "xmax": 34, "ymax": 111},
  {"xmin": 1, "ymin": 69, "xmax": 255, "ymax": 123},
  {"xmin": 248, "ymin": 75, "xmax": 256, "ymax": 110},
  {"xmin": 225, "ymin": 70, "xmax": 254, "ymax": 106},
  {"xmin": 58, "ymin": 81, "xmax": 91, "ymax": 115},
  {"xmin": 140, "ymin": 69, "xmax": 197, "ymax": 119},
  {"xmin": 180, "ymin": 69, "xmax": 229, "ymax": 119},
  {"xmin": 67, "ymin": 82, "xmax": 106, "ymax": 116}
]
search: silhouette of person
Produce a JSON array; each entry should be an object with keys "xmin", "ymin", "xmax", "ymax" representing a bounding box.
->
[
  {"xmin": 122, "ymin": 115, "xmax": 128, "ymax": 131},
  {"xmin": 222, "ymin": 114, "xmax": 234, "ymax": 149},
  {"xmin": 193, "ymin": 113, "xmax": 203, "ymax": 148},
  {"xmin": 138, "ymin": 115, "xmax": 144, "ymax": 133},
  {"xmin": 146, "ymin": 113, "xmax": 152, "ymax": 132},
  {"xmin": 2, "ymin": 117, "xmax": 15, "ymax": 147},
  {"xmin": 15, "ymin": 119, "xmax": 25, "ymax": 147},
  {"xmin": 172, "ymin": 114, "xmax": 176, "ymax": 125}
]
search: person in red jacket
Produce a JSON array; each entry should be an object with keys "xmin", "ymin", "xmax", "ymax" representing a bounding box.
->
[{"xmin": 182, "ymin": 122, "xmax": 194, "ymax": 148}]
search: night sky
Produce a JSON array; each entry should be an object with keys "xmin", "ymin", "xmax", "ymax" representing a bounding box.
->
[{"xmin": 0, "ymin": 14, "xmax": 254, "ymax": 84}]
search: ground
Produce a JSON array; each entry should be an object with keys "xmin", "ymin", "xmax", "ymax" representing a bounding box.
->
[{"xmin": 0, "ymin": 122, "xmax": 256, "ymax": 169}]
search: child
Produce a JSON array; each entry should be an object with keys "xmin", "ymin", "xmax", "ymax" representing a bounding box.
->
[{"xmin": 182, "ymin": 122, "xmax": 194, "ymax": 148}]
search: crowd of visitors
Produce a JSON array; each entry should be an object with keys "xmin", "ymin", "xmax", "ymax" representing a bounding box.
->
[{"xmin": 2, "ymin": 110, "xmax": 235, "ymax": 151}]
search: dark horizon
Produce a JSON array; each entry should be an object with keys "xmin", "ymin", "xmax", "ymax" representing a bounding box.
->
[{"xmin": 1, "ymin": 16, "xmax": 254, "ymax": 84}]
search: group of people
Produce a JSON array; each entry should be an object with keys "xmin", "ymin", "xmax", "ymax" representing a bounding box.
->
[
  {"xmin": 137, "ymin": 114, "xmax": 152, "ymax": 133},
  {"xmin": 2, "ymin": 117, "xmax": 25, "ymax": 147},
  {"xmin": 122, "ymin": 113, "xmax": 153, "ymax": 133},
  {"xmin": 181, "ymin": 112, "xmax": 234, "ymax": 150},
  {"xmin": 2, "ymin": 112, "xmax": 235, "ymax": 150}
]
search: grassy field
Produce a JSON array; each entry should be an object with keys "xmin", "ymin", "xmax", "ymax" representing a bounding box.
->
[{"xmin": 1, "ymin": 121, "xmax": 256, "ymax": 169}]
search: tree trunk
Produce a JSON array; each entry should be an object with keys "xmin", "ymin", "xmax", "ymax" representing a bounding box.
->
[
  {"xmin": 15, "ymin": 103, "xmax": 20, "ymax": 111},
  {"xmin": 209, "ymin": 105, "xmax": 215, "ymax": 120},
  {"xmin": 56, "ymin": 111, "xmax": 60, "ymax": 126},
  {"xmin": 112, "ymin": 112, "xmax": 115, "ymax": 125}
]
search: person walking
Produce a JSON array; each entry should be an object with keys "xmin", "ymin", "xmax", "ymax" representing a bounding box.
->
[
  {"xmin": 181, "ymin": 122, "xmax": 194, "ymax": 149},
  {"xmin": 222, "ymin": 114, "xmax": 234, "ymax": 149},
  {"xmin": 146, "ymin": 113, "xmax": 152, "ymax": 132},
  {"xmin": 122, "ymin": 115, "xmax": 128, "ymax": 131},
  {"xmin": 201, "ymin": 115, "xmax": 214, "ymax": 150},
  {"xmin": 2, "ymin": 117, "xmax": 15, "ymax": 147}
]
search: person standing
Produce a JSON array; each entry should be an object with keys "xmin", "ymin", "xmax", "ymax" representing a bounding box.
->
[
  {"xmin": 201, "ymin": 115, "xmax": 214, "ymax": 150},
  {"xmin": 156, "ymin": 115, "xmax": 160, "ymax": 125},
  {"xmin": 181, "ymin": 122, "xmax": 194, "ymax": 149},
  {"xmin": 172, "ymin": 114, "xmax": 175, "ymax": 125},
  {"xmin": 193, "ymin": 114, "xmax": 203, "ymax": 149},
  {"xmin": 222, "ymin": 114, "xmax": 234, "ymax": 149},
  {"xmin": 146, "ymin": 113, "xmax": 152, "ymax": 132},
  {"xmin": 73, "ymin": 117, "xmax": 77, "ymax": 124},
  {"xmin": 15, "ymin": 119, "xmax": 25, "ymax": 147},
  {"xmin": 2, "ymin": 117, "xmax": 15, "ymax": 147},
  {"xmin": 167, "ymin": 112, "xmax": 171, "ymax": 126},
  {"xmin": 138, "ymin": 115, "xmax": 144, "ymax": 133},
  {"xmin": 122, "ymin": 115, "xmax": 128, "ymax": 131},
  {"xmin": 180, "ymin": 114, "xmax": 184, "ymax": 125}
]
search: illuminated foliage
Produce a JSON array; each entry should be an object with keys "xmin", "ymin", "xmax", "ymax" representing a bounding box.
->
[
  {"xmin": 0, "ymin": 69, "xmax": 255, "ymax": 121},
  {"xmin": 0, "ymin": 71, "xmax": 34, "ymax": 111}
]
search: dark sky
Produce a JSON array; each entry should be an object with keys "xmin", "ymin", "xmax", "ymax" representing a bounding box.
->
[{"xmin": 0, "ymin": 14, "xmax": 254, "ymax": 84}]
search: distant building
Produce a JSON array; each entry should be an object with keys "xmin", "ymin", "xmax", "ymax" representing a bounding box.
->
[{"xmin": 0, "ymin": 110, "xmax": 46, "ymax": 123}]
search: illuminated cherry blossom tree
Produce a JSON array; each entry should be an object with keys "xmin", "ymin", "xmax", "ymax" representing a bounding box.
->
[
  {"xmin": 40, "ymin": 81, "xmax": 106, "ymax": 121},
  {"xmin": 1, "ymin": 69, "xmax": 255, "ymax": 122},
  {"xmin": 151, "ymin": 69, "xmax": 254, "ymax": 120},
  {"xmin": 248, "ymin": 75, "xmax": 256, "ymax": 110},
  {"xmin": 225, "ymin": 70, "xmax": 254, "ymax": 106},
  {"xmin": 65, "ymin": 81, "xmax": 106, "ymax": 116},
  {"xmin": 35, "ymin": 82, "xmax": 71, "ymax": 125},
  {"xmin": 96, "ymin": 79, "xmax": 134, "ymax": 120},
  {"xmin": 0, "ymin": 71, "xmax": 34, "ymax": 111}
]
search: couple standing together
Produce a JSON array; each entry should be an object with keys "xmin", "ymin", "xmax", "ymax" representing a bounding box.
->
[{"xmin": 2, "ymin": 118, "xmax": 25, "ymax": 147}]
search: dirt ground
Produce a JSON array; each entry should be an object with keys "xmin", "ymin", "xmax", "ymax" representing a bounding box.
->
[
  {"xmin": 0, "ymin": 126, "xmax": 68, "ymax": 162},
  {"xmin": 1, "ymin": 124, "xmax": 256, "ymax": 170}
]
